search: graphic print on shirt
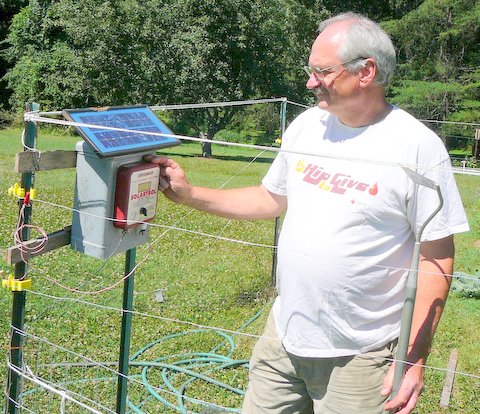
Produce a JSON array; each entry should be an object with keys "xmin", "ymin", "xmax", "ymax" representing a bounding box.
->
[{"xmin": 296, "ymin": 159, "xmax": 378, "ymax": 200}]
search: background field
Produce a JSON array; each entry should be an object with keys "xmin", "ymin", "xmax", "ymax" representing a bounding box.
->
[{"xmin": 0, "ymin": 126, "xmax": 479, "ymax": 413}]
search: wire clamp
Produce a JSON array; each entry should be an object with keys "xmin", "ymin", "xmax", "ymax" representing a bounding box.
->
[
  {"xmin": 2, "ymin": 274, "xmax": 32, "ymax": 292},
  {"xmin": 8, "ymin": 183, "xmax": 25, "ymax": 199},
  {"xmin": 7, "ymin": 184, "xmax": 37, "ymax": 203}
]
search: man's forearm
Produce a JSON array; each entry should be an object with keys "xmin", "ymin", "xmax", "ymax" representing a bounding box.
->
[
  {"xmin": 179, "ymin": 185, "xmax": 286, "ymax": 220},
  {"xmin": 144, "ymin": 155, "xmax": 287, "ymax": 220},
  {"xmin": 408, "ymin": 236, "xmax": 454, "ymax": 363}
]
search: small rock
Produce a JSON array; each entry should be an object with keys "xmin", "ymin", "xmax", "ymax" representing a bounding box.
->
[{"xmin": 155, "ymin": 289, "xmax": 164, "ymax": 303}]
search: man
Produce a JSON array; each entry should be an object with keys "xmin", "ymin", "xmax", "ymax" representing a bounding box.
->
[{"xmin": 146, "ymin": 12, "xmax": 469, "ymax": 414}]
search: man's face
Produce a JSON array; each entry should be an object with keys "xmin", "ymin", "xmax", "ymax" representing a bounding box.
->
[{"xmin": 306, "ymin": 22, "xmax": 360, "ymax": 116}]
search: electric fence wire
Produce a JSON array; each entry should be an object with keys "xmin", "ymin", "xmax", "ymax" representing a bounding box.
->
[
  {"xmin": 17, "ymin": 225, "xmax": 480, "ymax": 296},
  {"xmin": 30, "ymin": 95, "xmax": 480, "ymax": 158},
  {"xmin": 10, "ymin": 325, "xmax": 253, "ymax": 413},
  {"xmin": 13, "ymin": 203, "xmax": 49, "ymax": 270},
  {"xmin": 3, "ymin": 393, "xmax": 38, "ymax": 414},
  {"xmin": 9, "ymin": 122, "xmax": 480, "ymax": 292},
  {"xmin": 151, "ymin": 97, "xmax": 286, "ymax": 111},
  {"xmin": 8, "ymin": 206, "xmax": 152, "ymax": 295},
  {"xmin": 16, "ymin": 224, "xmax": 480, "ymax": 407},
  {"xmin": 8, "ymin": 185, "xmax": 480, "ymax": 288},
  {"xmin": 5, "ymin": 138, "xmax": 275, "ymax": 411},
  {"xmin": 26, "ymin": 264, "xmax": 480, "ymax": 305},
  {"xmin": 19, "ymin": 355, "xmax": 121, "ymax": 414},
  {"xmin": 6, "ymin": 360, "xmax": 117, "ymax": 414},
  {"xmin": 33, "ymin": 96, "xmax": 480, "ymax": 128},
  {"xmin": 23, "ymin": 112, "xmax": 480, "ymax": 176},
  {"xmin": 8, "ymin": 143, "xmax": 275, "ymax": 295},
  {"xmin": 11, "ymin": 299, "xmax": 480, "ymax": 383},
  {"xmin": 10, "ymin": 188, "xmax": 480, "ymax": 270},
  {"xmin": 419, "ymin": 118, "xmax": 480, "ymax": 127},
  {"xmin": 7, "ymin": 98, "xmax": 479, "ymax": 411},
  {"xmin": 11, "ymin": 195, "xmax": 275, "ymax": 248},
  {"xmin": 32, "ymin": 233, "xmax": 151, "ymax": 295},
  {"xmin": 7, "ymin": 227, "xmax": 130, "ymax": 332},
  {"xmin": 36, "ymin": 97, "xmax": 289, "ymax": 117}
]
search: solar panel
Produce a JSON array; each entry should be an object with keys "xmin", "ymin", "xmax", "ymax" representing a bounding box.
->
[{"xmin": 63, "ymin": 105, "xmax": 180, "ymax": 157}]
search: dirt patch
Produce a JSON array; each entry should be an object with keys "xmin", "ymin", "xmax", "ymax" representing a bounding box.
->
[{"xmin": 474, "ymin": 240, "xmax": 480, "ymax": 248}]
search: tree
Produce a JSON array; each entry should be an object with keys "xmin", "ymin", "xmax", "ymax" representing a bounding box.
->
[
  {"xmin": 3, "ymin": 0, "xmax": 325, "ymax": 155},
  {"xmin": 145, "ymin": 0, "xmax": 325, "ymax": 156},
  {"xmin": 3, "ymin": 0, "xmax": 167, "ymax": 111},
  {"xmin": 384, "ymin": 0, "xmax": 480, "ymax": 150},
  {"xmin": 0, "ymin": 0, "xmax": 28, "ymax": 121},
  {"xmin": 320, "ymin": 0, "xmax": 424, "ymax": 20}
]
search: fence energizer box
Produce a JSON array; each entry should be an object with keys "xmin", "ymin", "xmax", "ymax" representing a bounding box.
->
[
  {"xmin": 64, "ymin": 105, "xmax": 180, "ymax": 259},
  {"xmin": 114, "ymin": 162, "xmax": 160, "ymax": 229}
]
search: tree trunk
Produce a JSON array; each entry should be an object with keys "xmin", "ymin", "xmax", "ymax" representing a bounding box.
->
[{"xmin": 200, "ymin": 132, "xmax": 212, "ymax": 158}]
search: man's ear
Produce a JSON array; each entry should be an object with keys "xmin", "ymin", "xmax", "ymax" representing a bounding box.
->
[{"xmin": 359, "ymin": 58, "xmax": 377, "ymax": 88}]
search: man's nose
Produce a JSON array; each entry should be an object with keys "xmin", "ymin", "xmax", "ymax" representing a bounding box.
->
[{"xmin": 306, "ymin": 73, "xmax": 322, "ymax": 90}]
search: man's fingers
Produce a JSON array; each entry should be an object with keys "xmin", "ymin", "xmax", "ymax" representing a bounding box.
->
[
  {"xmin": 158, "ymin": 176, "xmax": 170, "ymax": 191},
  {"xmin": 400, "ymin": 392, "xmax": 420, "ymax": 414},
  {"xmin": 388, "ymin": 390, "xmax": 420, "ymax": 414},
  {"xmin": 384, "ymin": 379, "xmax": 422, "ymax": 414},
  {"xmin": 160, "ymin": 166, "xmax": 172, "ymax": 177},
  {"xmin": 144, "ymin": 155, "xmax": 189, "ymax": 203},
  {"xmin": 384, "ymin": 375, "xmax": 410, "ymax": 411},
  {"xmin": 385, "ymin": 393, "xmax": 406, "ymax": 412},
  {"xmin": 143, "ymin": 155, "xmax": 176, "ymax": 167},
  {"xmin": 143, "ymin": 154, "xmax": 158, "ymax": 162}
]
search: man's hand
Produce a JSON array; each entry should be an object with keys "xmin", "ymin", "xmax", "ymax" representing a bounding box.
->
[
  {"xmin": 382, "ymin": 360, "xmax": 424, "ymax": 413},
  {"xmin": 144, "ymin": 155, "xmax": 192, "ymax": 204}
]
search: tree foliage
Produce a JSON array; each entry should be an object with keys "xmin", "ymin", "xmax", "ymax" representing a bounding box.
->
[
  {"xmin": 2, "ymin": 0, "xmax": 325, "ymax": 108},
  {"xmin": 322, "ymin": 0, "xmax": 424, "ymax": 20},
  {"xmin": 155, "ymin": 0, "xmax": 324, "ymax": 155},
  {"xmin": 384, "ymin": 0, "xmax": 480, "ymax": 149},
  {"xmin": 0, "ymin": 0, "xmax": 28, "ymax": 118},
  {"xmin": 1, "ymin": 0, "xmax": 479, "ymax": 153},
  {"xmin": 2, "ymin": 0, "xmax": 325, "ymax": 154}
]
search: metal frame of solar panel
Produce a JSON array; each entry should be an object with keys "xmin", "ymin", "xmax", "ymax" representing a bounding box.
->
[{"xmin": 63, "ymin": 105, "xmax": 180, "ymax": 157}]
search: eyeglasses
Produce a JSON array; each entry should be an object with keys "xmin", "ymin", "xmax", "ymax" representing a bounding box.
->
[{"xmin": 303, "ymin": 57, "xmax": 366, "ymax": 80}]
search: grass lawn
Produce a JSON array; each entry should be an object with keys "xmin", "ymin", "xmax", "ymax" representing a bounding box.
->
[{"xmin": 0, "ymin": 126, "xmax": 479, "ymax": 413}]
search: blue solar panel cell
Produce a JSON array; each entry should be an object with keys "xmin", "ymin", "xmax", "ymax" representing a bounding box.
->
[{"xmin": 63, "ymin": 105, "xmax": 180, "ymax": 157}]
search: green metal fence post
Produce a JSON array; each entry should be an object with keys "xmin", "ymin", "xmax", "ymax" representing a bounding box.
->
[
  {"xmin": 6, "ymin": 102, "xmax": 39, "ymax": 414},
  {"xmin": 116, "ymin": 248, "xmax": 136, "ymax": 414}
]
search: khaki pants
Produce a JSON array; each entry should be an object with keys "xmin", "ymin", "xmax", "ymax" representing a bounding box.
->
[{"xmin": 242, "ymin": 311, "xmax": 396, "ymax": 414}]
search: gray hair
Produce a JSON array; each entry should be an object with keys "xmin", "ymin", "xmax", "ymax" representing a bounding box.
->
[{"xmin": 318, "ymin": 12, "xmax": 396, "ymax": 86}]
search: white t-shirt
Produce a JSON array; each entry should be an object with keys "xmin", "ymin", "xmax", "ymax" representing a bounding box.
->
[{"xmin": 262, "ymin": 106, "xmax": 469, "ymax": 358}]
